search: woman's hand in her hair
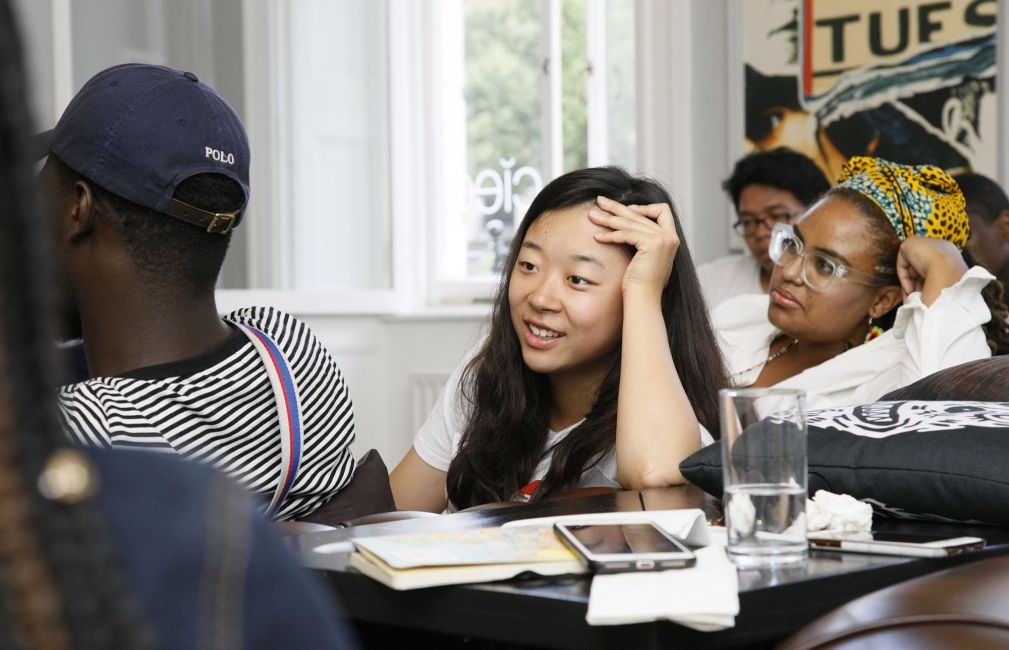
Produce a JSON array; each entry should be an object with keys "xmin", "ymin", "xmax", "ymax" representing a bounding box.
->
[
  {"xmin": 597, "ymin": 196, "xmax": 698, "ymax": 488},
  {"xmin": 588, "ymin": 196, "xmax": 679, "ymax": 298},
  {"xmin": 896, "ymin": 235, "xmax": 969, "ymax": 307}
]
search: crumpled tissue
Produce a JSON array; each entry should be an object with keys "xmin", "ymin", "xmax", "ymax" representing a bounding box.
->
[{"xmin": 806, "ymin": 490, "xmax": 872, "ymax": 532}]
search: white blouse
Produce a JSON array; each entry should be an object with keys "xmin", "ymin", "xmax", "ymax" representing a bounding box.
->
[{"xmin": 712, "ymin": 265, "xmax": 995, "ymax": 412}]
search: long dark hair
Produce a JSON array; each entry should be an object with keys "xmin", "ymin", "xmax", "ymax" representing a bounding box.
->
[
  {"xmin": 0, "ymin": 2, "xmax": 149, "ymax": 647},
  {"xmin": 827, "ymin": 187, "xmax": 1009, "ymax": 354},
  {"xmin": 446, "ymin": 167, "xmax": 728, "ymax": 509}
]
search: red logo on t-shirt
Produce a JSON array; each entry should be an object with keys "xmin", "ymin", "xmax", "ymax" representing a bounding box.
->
[{"xmin": 519, "ymin": 480, "xmax": 541, "ymax": 496}]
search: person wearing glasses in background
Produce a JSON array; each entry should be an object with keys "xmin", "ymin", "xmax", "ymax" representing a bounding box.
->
[
  {"xmin": 698, "ymin": 148, "xmax": 831, "ymax": 309},
  {"xmin": 712, "ymin": 157, "xmax": 1009, "ymax": 411}
]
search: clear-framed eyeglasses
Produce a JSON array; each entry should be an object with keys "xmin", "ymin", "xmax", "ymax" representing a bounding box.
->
[
  {"xmin": 732, "ymin": 208, "xmax": 803, "ymax": 237},
  {"xmin": 768, "ymin": 223, "xmax": 897, "ymax": 292}
]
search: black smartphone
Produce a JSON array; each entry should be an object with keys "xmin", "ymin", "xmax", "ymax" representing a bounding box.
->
[
  {"xmin": 553, "ymin": 522, "xmax": 696, "ymax": 573},
  {"xmin": 808, "ymin": 530, "xmax": 985, "ymax": 558}
]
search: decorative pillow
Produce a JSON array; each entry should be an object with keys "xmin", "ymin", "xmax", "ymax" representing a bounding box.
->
[
  {"xmin": 880, "ymin": 357, "xmax": 1009, "ymax": 401},
  {"xmin": 679, "ymin": 401, "xmax": 1009, "ymax": 526}
]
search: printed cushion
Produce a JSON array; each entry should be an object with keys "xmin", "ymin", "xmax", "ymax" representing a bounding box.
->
[{"xmin": 679, "ymin": 401, "xmax": 1009, "ymax": 526}]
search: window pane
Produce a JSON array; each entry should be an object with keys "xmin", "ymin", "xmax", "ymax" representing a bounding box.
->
[
  {"xmin": 562, "ymin": 0, "xmax": 588, "ymax": 172},
  {"xmin": 443, "ymin": 0, "xmax": 635, "ymax": 289},
  {"xmin": 607, "ymin": 0, "xmax": 636, "ymax": 170},
  {"xmin": 286, "ymin": 0, "xmax": 391, "ymax": 290},
  {"xmin": 461, "ymin": 0, "xmax": 544, "ymax": 278}
]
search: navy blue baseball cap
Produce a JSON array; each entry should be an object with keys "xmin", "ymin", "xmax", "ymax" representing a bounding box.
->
[{"xmin": 37, "ymin": 63, "xmax": 250, "ymax": 234}]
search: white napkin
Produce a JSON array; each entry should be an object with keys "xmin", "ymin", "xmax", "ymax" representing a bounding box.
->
[
  {"xmin": 806, "ymin": 490, "xmax": 873, "ymax": 532},
  {"xmin": 504, "ymin": 509, "xmax": 738, "ymax": 630},
  {"xmin": 586, "ymin": 546, "xmax": 738, "ymax": 630}
]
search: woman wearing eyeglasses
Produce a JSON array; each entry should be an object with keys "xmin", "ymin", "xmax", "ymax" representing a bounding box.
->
[{"xmin": 713, "ymin": 156, "xmax": 1009, "ymax": 411}]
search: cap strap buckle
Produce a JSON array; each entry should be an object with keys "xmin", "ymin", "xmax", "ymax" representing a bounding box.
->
[
  {"xmin": 164, "ymin": 198, "xmax": 239, "ymax": 235},
  {"xmin": 206, "ymin": 212, "xmax": 237, "ymax": 234}
]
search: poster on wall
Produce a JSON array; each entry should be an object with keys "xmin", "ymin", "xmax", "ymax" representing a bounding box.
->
[{"xmin": 743, "ymin": 0, "xmax": 998, "ymax": 183}]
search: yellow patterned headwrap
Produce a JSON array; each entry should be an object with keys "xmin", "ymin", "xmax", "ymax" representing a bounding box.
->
[{"xmin": 836, "ymin": 156, "xmax": 969, "ymax": 249}]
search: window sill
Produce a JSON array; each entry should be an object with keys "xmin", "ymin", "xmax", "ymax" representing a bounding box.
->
[
  {"xmin": 382, "ymin": 303, "xmax": 491, "ymax": 323},
  {"xmin": 215, "ymin": 288, "xmax": 491, "ymax": 321}
]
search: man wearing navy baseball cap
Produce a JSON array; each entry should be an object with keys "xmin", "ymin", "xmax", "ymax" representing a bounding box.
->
[{"xmin": 40, "ymin": 63, "xmax": 358, "ymax": 521}]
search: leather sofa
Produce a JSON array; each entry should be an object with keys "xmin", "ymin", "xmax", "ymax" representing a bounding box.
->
[{"xmin": 778, "ymin": 552, "xmax": 1009, "ymax": 649}]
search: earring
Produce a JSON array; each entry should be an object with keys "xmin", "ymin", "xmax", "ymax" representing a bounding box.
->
[{"xmin": 864, "ymin": 315, "xmax": 883, "ymax": 343}]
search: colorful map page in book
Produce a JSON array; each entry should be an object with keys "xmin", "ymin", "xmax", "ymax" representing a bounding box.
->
[{"xmin": 352, "ymin": 525, "xmax": 577, "ymax": 569}]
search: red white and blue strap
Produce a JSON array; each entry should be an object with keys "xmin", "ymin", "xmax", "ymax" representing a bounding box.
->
[{"xmin": 235, "ymin": 322, "xmax": 303, "ymax": 516}]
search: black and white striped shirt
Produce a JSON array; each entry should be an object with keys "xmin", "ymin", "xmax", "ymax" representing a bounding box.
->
[{"xmin": 58, "ymin": 306, "xmax": 356, "ymax": 520}]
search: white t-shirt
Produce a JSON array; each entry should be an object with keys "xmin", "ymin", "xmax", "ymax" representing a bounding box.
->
[
  {"xmin": 414, "ymin": 345, "xmax": 718, "ymax": 506},
  {"xmin": 712, "ymin": 266, "xmax": 995, "ymax": 413},
  {"xmin": 413, "ymin": 350, "xmax": 621, "ymax": 501},
  {"xmin": 697, "ymin": 254, "xmax": 764, "ymax": 309}
]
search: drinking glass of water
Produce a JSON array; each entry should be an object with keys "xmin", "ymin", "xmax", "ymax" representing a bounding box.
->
[{"xmin": 720, "ymin": 388, "xmax": 807, "ymax": 568}]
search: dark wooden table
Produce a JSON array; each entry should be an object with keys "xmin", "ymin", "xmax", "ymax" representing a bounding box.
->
[{"xmin": 288, "ymin": 485, "xmax": 1009, "ymax": 649}]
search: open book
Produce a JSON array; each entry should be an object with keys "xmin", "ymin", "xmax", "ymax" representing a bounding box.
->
[{"xmin": 349, "ymin": 525, "xmax": 586, "ymax": 590}]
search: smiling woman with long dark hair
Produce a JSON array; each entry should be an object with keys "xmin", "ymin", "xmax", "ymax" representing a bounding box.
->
[
  {"xmin": 714, "ymin": 156, "xmax": 1009, "ymax": 412},
  {"xmin": 391, "ymin": 166, "xmax": 728, "ymax": 512}
]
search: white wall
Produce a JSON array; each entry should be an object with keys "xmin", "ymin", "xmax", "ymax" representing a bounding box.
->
[
  {"xmin": 635, "ymin": 0, "xmax": 735, "ymax": 266},
  {"xmin": 12, "ymin": 0, "xmax": 56, "ymax": 125},
  {"xmin": 688, "ymin": 1, "xmax": 735, "ymax": 264},
  {"xmin": 298, "ymin": 313, "xmax": 485, "ymax": 465}
]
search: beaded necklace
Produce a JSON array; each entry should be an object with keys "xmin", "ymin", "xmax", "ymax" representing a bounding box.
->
[{"xmin": 733, "ymin": 338, "xmax": 799, "ymax": 380}]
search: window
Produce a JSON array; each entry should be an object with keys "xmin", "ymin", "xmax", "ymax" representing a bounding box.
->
[{"xmin": 431, "ymin": 0, "xmax": 637, "ymax": 303}]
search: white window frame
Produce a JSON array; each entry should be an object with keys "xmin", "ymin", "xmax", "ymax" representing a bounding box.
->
[
  {"xmin": 586, "ymin": 0, "xmax": 609, "ymax": 167},
  {"xmin": 542, "ymin": 0, "xmax": 564, "ymax": 181}
]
